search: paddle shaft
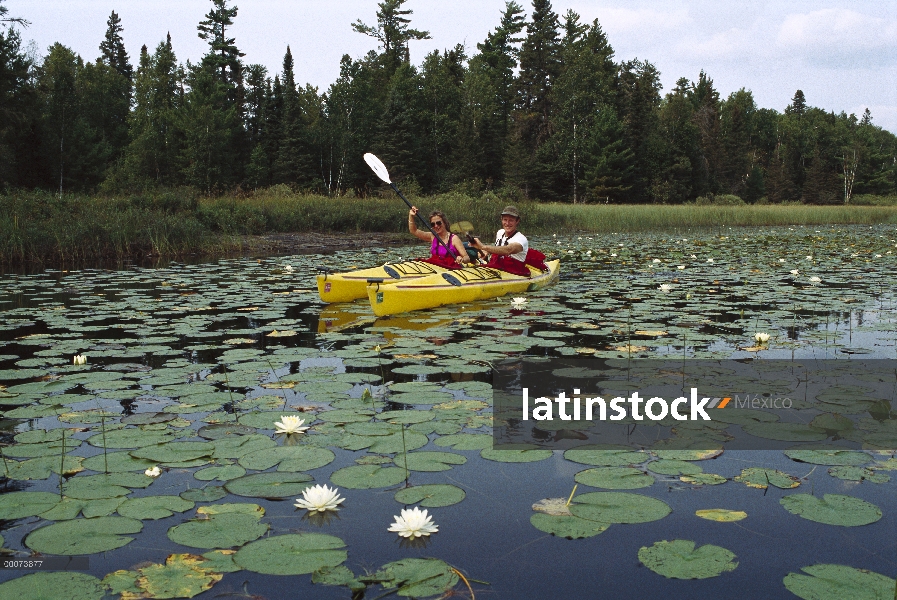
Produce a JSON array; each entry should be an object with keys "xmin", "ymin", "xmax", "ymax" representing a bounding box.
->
[{"xmin": 392, "ymin": 182, "xmax": 454, "ymax": 256}]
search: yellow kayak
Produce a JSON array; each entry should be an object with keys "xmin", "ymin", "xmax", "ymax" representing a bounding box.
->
[
  {"xmin": 316, "ymin": 260, "xmax": 451, "ymax": 303},
  {"xmin": 366, "ymin": 260, "xmax": 560, "ymax": 316}
]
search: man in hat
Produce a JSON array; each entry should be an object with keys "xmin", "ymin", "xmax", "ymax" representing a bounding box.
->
[{"xmin": 470, "ymin": 206, "xmax": 530, "ymax": 276}]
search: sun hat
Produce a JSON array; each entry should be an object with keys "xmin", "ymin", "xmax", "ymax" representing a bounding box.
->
[{"xmin": 500, "ymin": 206, "xmax": 520, "ymax": 218}]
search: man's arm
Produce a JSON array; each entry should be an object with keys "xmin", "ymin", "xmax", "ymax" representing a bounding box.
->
[{"xmin": 471, "ymin": 238, "xmax": 523, "ymax": 256}]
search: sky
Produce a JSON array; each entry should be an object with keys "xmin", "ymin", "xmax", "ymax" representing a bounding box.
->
[{"xmin": 6, "ymin": 0, "xmax": 897, "ymax": 133}]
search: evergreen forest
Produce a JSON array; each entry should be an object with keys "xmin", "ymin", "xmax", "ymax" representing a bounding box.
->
[{"xmin": 1, "ymin": 0, "xmax": 895, "ymax": 204}]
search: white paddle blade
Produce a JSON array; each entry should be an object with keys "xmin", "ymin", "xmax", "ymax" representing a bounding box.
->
[{"xmin": 363, "ymin": 153, "xmax": 392, "ymax": 184}]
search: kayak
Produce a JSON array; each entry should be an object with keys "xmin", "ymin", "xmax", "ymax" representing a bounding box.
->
[
  {"xmin": 316, "ymin": 260, "xmax": 452, "ymax": 303},
  {"xmin": 366, "ymin": 260, "xmax": 560, "ymax": 317}
]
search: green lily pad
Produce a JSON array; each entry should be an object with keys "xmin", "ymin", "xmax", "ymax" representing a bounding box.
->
[
  {"xmin": 134, "ymin": 553, "xmax": 223, "ymax": 599},
  {"xmin": 780, "ymin": 494, "xmax": 882, "ymax": 526},
  {"xmin": 827, "ymin": 466, "xmax": 890, "ymax": 483},
  {"xmin": 394, "ymin": 484, "xmax": 466, "ymax": 507},
  {"xmin": 638, "ymin": 539, "xmax": 738, "ymax": 579},
  {"xmin": 234, "ymin": 533, "xmax": 347, "ymax": 575},
  {"xmin": 200, "ymin": 549, "xmax": 242, "ymax": 573},
  {"xmin": 742, "ymin": 422, "xmax": 828, "ymax": 442},
  {"xmin": 375, "ymin": 558, "xmax": 459, "ymax": 598},
  {"xmin": 433, "ymin": 433, "xmax": 493, "ymax": 451},
  {"xmin": 330, "ymin": 465, "xmax": 408, "ymax": 489},
  {"xmin": 225, "ymin": 472, "xmax": 314, "ymax": 498},
  {"xmin": 530, "ymin": 513, "xmax": 610, "ymax": 539},
  {"xmin": 6, "ymin": 455, "xmax": 83, "ymax": 480},
  {"xmin": 481, "ymin": 447, "xmax": 552, "ymax": 463},
  {"xmin": 0, "ymin": 572, "xmax": 106, "ymax": 600},
  {"xmin": 130, "ymin": 441, "xmax": 215, "ymax": 464},
  {"xmin": 734, "ymin": 468, "xmax": 800, "ymax": 489},
  {"xmin": 237, "ymin": 446, "xmax": 335, "ymax": 472},
  {"xmin": 40, "ymin": 497, "xmax": 125, "ymax": 521},
  {"xmin": 211, "ymin": 434, "xmax": 276, "ymax": 459},
  {"xmin": 394, "ymin": 451, "xmax": 467, "ymax": 472},
  {"xmin": 87, "ymin": 428, "xmax": 176, "ymax": 449},
  {"xmin": 647, "ymin": 459, "xmax": 703, "ymax": 476},
  {"xmin": 83, "ymin": 450, "xmax": 157, "ymax": 473},
  {"xmin": 167, "ymin": 513, "xmax": 269, "ymax": 549},
  {"xmin": 569, "ymin": 492, "xmax": 672, "ymax": 524},
  {"xmin": 25, "ymin": 516, "xmax": 143, "ymax": 555},
  {"xmin": 117, "ymin": 496, "xmax": 195, "ymax": 520},
  {"xmin": 563, "ymin": 446, "xmax": 647, "ymax": 466},
  {"xmin": 783, "ymin": 564, "xmax": 896, "ymax": 600},
  {"xmin": 0, "ymin": 491, "xmax": 61, "ymax": 519},
  {"xmin": 575, "ymin": 467, "xmax": 655, "ymax": 489},
  {"xmin": 784, "ymin": 448, "xmax": 871, "ymax": 466},
  {"xmin": 680, "ymin": 473, "xmax": 728, "ymax": 486},
  {"xmin": 194, "ymin": 464, "xmax": 247, "ymax": 481}
]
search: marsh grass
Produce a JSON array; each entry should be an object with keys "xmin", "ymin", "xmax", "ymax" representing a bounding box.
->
[{"xmin": 3, "ymin": 187, "xmax": 896, "ymax": 265}]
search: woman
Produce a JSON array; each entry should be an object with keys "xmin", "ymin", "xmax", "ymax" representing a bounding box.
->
[{"xmin": 408, "ymin": 206, "xmax": 469, "ymax": 267}]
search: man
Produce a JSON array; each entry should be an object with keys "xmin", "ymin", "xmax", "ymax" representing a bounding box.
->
[{"xmin": 471, "ymin": 206, "xmax": 531, "ymax": 276}]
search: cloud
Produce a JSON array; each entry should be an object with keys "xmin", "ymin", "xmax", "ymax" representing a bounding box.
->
[
  {"xmin": 596, "ymin": 7, "xmax": 692, "ymax": 32},
  {"xmin": 776, "ymin": 8, "xmax": 897, "ymax": 68},
  {"xmin": 673, "ymin": 27, "xmax": 756, "ymax": 62}
]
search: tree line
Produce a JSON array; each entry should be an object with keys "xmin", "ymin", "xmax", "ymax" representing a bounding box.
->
[{"xmin": 1, "ymin": 0, "xmax": 895, "ymax": 204}]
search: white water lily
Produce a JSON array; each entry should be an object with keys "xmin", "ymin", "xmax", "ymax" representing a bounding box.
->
[
  {"xmin": 809, "ymin": 276, "xmax": 822, "ymax": 283},
  {"xmin": 295, "ymin": 484, "xmax": 344, "ymax": 513},
  {"xmin": 677, "ymin": 265, "xmax": 685, "ymax": 270},
  {"xmin": 73, "ymin": 354, "xmax": 87, "ymax": 365},
  {"xmin": 875, "ymin": 254, "xmax": 882, "ymax": 258},
  {"xmin": 388, "ymin": 507, "xmax": 439, "ymax": 538},
  {"xmin": 274, "ymin": 415, "xmax": 309, "ymax": 435},
  {"xmin": 690, "ymin": 254, "xmax": 697, "ymax": 259},
  {"xmin": 806, "ymin": 256, "xmax": 813, "ymax": 260},
  {"xmin": 610, "ymin": 253, "xmax": 617, "ymax": 257},
  {"xmin": 706, "ymin": 258, "xmax": 714, "ymax": 263},
  {"xmin": 779, "ymin": 258, "xmax": 786, "ymax": 263},
  {"xmin": 790, "ymin": 269, "xmax": 799, "ymax": 275},
  {"xmin": 283, "ymin": 264, "xmax": 293, "ymax": 272},
  {"xmin": 658, "ymin": 284, "xmax": 674, "ymax": 293},
  {"xmin": 652, "ymin": 258, "xmax": 661, "ymax": 263},
  {"xmin": 754, "ymin": 332, "xmax": 770, "ymax": 343},
  {"xmin": 145, "ymin": 466, "xmax": 162, "ymax": 477},
  {"xmin": 511, "ymin": 297, "xmax": 527, "ymax": 308}
]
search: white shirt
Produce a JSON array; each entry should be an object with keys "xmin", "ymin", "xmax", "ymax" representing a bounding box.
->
[{"xmin": 494, "ymin": 229, "xmax": 528, "ymax": 262}]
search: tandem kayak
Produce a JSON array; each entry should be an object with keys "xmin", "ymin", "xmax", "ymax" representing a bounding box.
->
[
  {"xmin": 316, "ymin": 260, "xmax": 453, "ymax": 303},
  {"xmin": 366, "ymin": 260, "xmax": 560, "ymax": 317}
]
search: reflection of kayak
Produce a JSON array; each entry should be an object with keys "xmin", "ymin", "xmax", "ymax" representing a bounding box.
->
[
  {"xmin": 316, "ymin": 305, "xmax": 478, "ymax": 334},
  {"xmin": 316, "ymin": 261, "xmax": 452, "ymax": 303},
  {"xmin": 367, "ymin": 260, "xmax": 560, "ymax": 317}
]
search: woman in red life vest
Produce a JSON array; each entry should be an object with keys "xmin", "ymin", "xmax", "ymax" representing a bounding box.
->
[
  {"xmin": 469, "ymin": 205, "xmax": 531, "ymax": 277},
  {"xmin": 408, "ymin": 207, "xmax": 470, "ymax": 267}
]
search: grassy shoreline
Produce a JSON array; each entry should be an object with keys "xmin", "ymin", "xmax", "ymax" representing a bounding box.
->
[{"xmin": 2, "ymin": 189, "xmax": 896, "ymax": 265}]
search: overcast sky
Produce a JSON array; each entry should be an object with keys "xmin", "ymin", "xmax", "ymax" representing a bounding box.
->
[{"xmin": 7, "ymin": 0, "xmax": 897, "ymax": 132}]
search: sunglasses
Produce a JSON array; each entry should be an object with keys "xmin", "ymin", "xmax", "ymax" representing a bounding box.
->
[{"xmin": 430, "ymin": 220, "xmax": 443, "ymax": 227}]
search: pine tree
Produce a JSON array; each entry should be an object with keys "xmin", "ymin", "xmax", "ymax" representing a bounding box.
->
[
  {"xmin": 197, "ymin": 0, "xmax": 244, "ymax": 87},
  {"xmin": 616, "ymin": 59, "xmax": 661, "ymax": 202},
  {"xmin": 0, "ymin": 17, "xmax": 38, "ymax": 186},
  {"xmin": 99, "ymin": 11, "xmax": 132, "ymax": 81},
  {"xmin": 352, "ymin": 0, "xmax": 430, "ymax": 75}
]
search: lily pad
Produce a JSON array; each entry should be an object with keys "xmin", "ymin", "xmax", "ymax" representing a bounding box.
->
[
  {"xmin": 234, "ymin": 533, "xmax": 347, "ymax": 575},
  {"xmin": 25, "ymin": 516, "xmax": 143, "ymax": 555},
  {"xmin": 647, "ymin": 459, "xmax": 703, "ymax": 476},
  {"xmin": 330, "ymin": 465, "xmax": 408, "ymax": 489},
  {"xmin": 180, "ymin": 487, "xmax": 227, "ymax": 502},
  {"xmin": 783, "ymin": 564, "xmax": 896, "ymax": 600},
  {"xmin": 784, "ymin": 448, "xmax": 871, "ymax": 466},
  {"xmin": 0, "ymin": 491, "xmax": 61, "ymax": 519},
  {"xmin": 638, "ymin": 539, "xmax": 738, "ymax": 579},
  {"xmin": 0, "ymin": 572, "xmax": 106, "ymax": 600},
  {"xmin": 780, "ymin": 494, "xmax": 882, "ymax": 526},
  {"xmin": 394, "ymin": 451, "xmax": 467, "ymax": 472},
  {"xmin": 130, "ymin": 441, "xmax": 215, "ymax": 464},
  {"xmin": 134, "ymin": 553, "xmax": 223, "ymax": 599},
  {"xmin": 194, "ymin": 464, "xmax": 247, "ymax": 481},
  {"xmin": 375, "ymin": 558, "xmax": 459, "ymax": 598},
  {"xmin": 563, "ymin": 446, "xmax": 647, "ymax": 466},
  {"xmin": 569, "ymin": 492, "xmax": 672, "ymax": 524},
  {"xmin": 680, "ymin": 473, "xmax": 728, "ymax": 486},
  {"xmin": 237, "ymin": 446, "xmax": 335, "ymax": 472},
  {"xmin": 695, "ymin": 509, "xmax": 747, "ymax": 522},
  {"xmin": 481, "ymin": 447, "xmax": 552, "ymax": 463},
  {"xmin": 530, "ymin": 513, "xmax": 610, "ymax": 539},
  {"xmin": 118, "ymin": 496, "xmax": 195, "ymax": 520},
  {"xmin": 574, "ymin": 467, "xmax": 655, "ymax": 489},
  {"xmin": 433, "ymin": 433, "xmax": 493, "ymax": 451},
  {"xmin": 394, "ymin": 484, "xmax": 466, "ymax": 507},
  {"xmin": 225, "ymin": 472, "xmax": 314, "ymax": 498},
  {"xmin": 734, "ymin": 468, "xmax": 800, "ymax": 489},
  {"xmin": 167, "ymin": 513, "xmax": 269, "ymax": 549}
]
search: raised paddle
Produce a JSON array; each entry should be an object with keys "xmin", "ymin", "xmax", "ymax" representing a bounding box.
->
[{"xmin": 363, "ymin": 153, "xmax": 454, "ymax": 256}]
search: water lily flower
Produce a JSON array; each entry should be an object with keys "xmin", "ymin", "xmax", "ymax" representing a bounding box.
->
[
  {"xmin": 388, "ymin": 507, "xmax": 439, "ymax": 538},
  {"xmin": 754, "ymin": 332, "xmax": 770, "ymax": 343},
  {"xmin": 677, "ymin": 265, "xmax": 685, "ymax": 270},
  {"xmin": 511, "ymin": 297, "xmax": 527, "ymax": 309},
  {"xmin": 690, "ymin": 254, "xmax": 697, "ymax": 259},
  {"xmin": 779, "ymin": 259, "xmax": 786, "ymax": 263},
  {"xmin": 809, "ymin": 276, "xmax": 821, "ymax": 283},
  {"xmin": 806, "ymin": 256, "xmax": 813, "ymax": 260},
  {"xmin": 274, "ymin": 415, "xmax": 309, "ymax": 435},
  {"xmin": 790, "ymin": 269, "xmax": 799, "ymax": 275},
  {"xmin": 706, "ymin": 258, "xmax": 714, "ymax": 263},
  {"xmin": 295, "ymin": 484, "xmax": 344, "ymax": 513},
  {"xmin": 659, "ymin": 284, "xmax": 674, "ymax": 292},
  {"xmin": 652, "ymin": 258, "xmax": 661, "ymax": 263},
  {"xmin": 145, "ymin": 466, "xmax": 162, "ymax": 477},
  {"xmin": 283, "ymin": 264, "xmax": 293, "ymax": 272},
  {"xmin": 374, "ymin": 345, "xmax": 381, "ymax": 353},
  {"xmin": 875, "ymin": 254, "xmax": 882, "ymax": 258},
  {"xmin": 73, "ymin": 355, "xmax": 87, "ymax": 365},
  {"xmin": 610, "ymin": 253, "xmax": 617, "ymax": 257}
]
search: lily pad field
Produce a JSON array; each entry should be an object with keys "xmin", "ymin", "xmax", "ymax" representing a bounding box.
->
[{"xmin": 0, "ymin": 224, "xmax": 895, "ymax": 599}]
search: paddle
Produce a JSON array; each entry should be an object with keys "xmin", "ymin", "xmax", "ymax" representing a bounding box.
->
[{"xmin": 363, "ymin": 153, "xmax": 454, "ymax": 256}]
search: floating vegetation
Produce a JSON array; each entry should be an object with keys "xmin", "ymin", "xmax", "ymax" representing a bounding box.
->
[{"xmin": 0, "ymin": 225, "xmax": 894, "ymax": 597}]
